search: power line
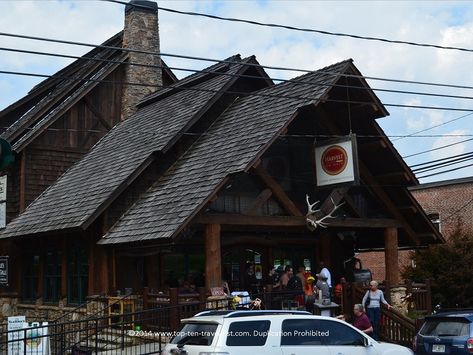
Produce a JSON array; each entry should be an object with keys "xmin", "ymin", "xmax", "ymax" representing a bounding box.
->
[
  {"xmin": 392, "ymin": 112, "xmax": 473, "ymax": 142},
  {"xmin": 417, "ymin": 162, "xmax": 473, "ymax": 179},
  {"xmin": 108, "ymin": 0, "xmax": 473, "ymax": 55},
  {"xmin": 403, "ymin": 138, "xmax": 473, "ymax": 159},
  {"xmin": 4, "ymin": 69, "xmax": 473, "ymax": 114},
  {"xmin": 4, "ymin": 31, "xmax": 473, "ymax": 93},
  {"xmin": 410, "ymin": 151, "xmax": 473, "ymax": 168},
  {"xmin": 412, "ymin": 154, "xmax": 473, "ymax": 173},
  {"xmin": 4, "ymin": 46, "xmax": 473, "ymax": 103}
]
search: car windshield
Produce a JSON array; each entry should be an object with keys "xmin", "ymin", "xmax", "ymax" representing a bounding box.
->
[
  {"xmin": 170, "ymin": 322, "xmax": 218, "ymax": 346},
  {"xmin": 420, "ymin": 319, "xmax": 470, "ymax": 337}
]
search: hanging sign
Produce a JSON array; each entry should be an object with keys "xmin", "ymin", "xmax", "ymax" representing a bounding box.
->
[{"xmin": 315, "ymin": 136, "xmax": 359, "ymax": 187}]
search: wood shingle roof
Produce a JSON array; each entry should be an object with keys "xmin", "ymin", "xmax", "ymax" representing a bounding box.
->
[
  {"xmin": 98, "ymin": 60, "xmax": 351, "ymax": 244},
  {"xmin": 0, "ymin": 55, "xmax": 255, "ymax": 238}
]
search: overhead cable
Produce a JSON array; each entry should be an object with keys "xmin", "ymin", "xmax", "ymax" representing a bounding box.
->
[
  {"xmin": 107, "ymin": 0, "xmax": 473, "ymax": 55},
  {"xmin": 3, "ymin": 31, "xmax": 473, "ymax": 92},
  {"xmin": 4, "ymin": 46, "xmax": 473, "ymax": 103},
  {"xmin": 3, "ymin": 69, "xmax": 473, "ymax": 114}
]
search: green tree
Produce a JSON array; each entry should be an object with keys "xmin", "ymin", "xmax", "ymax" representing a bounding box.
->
[{"xmin": 403, "ymin": 226, "xmax": 473, "ymax": 308}]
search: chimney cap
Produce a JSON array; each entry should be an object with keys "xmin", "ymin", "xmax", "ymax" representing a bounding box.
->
[{"xmin": 125, "ymin": 0, "xmax": 158, "ymax": 14}]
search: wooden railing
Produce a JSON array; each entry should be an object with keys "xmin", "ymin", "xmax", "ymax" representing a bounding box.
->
[{"xmin": 380, "ymin": 306, "xmax": 416, "ymax": 347}]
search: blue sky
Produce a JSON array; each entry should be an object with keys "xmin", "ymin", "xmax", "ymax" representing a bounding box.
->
[{"xmin": 1, "ymin": 0, "xmax": 473, "ymax": 183}]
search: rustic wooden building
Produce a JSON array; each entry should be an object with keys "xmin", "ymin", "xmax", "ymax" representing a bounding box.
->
[
  {"xmin": 0, "ymin": 52, "xmax": 443, "ymax": 308},
  {"xmin": 0, "ymin": 1, "xmax": 176, "ymax": 303}
]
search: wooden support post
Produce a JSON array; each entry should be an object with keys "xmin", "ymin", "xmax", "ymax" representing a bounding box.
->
[
  {"xmin": 97, "ymin": 247, "xmax": 109, "ymax": 295},
  {"xmin": 88, "ymin": 240, "xmax": 96, "ymax": 296},
  {"xmin": 426, "ymin": 279, "xmax": 432, "ymax": 314},
  {"xmin": 384, "ymin": 228, "xmax": 399, "ymax": 285},
  {"xmin": 319, "ymin": 233, "xmax": 332, "ymax": 269},
  {"xmin": 198, "ymin": 287, "xmax": 206, "ymax": 311},
  {"xmin": 205, "ymin": 224, "xmax": 222, "ymax": 291},
  {"xmin": 143, "ymin": 287, "xmax": 149, "ymax": 310},
  {"xmin": 61, "ymin": 240, "xmax": 67, "ymax": 298},
  {"xmin": 112, "ymin": 248, "xmax": 117, "ymax": 291},
  {"xmin": 19, "ymin": 150, "xmax": 27, "ymax": 212},
  {"xmin": 169, "ymin": 288, "xmax": 179, "ymax": 331}
]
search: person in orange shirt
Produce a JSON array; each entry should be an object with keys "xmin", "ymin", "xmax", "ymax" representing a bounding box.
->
[
  {"xmin": 304, "ymin": 275, "xmax": 316, "ymax": 313},
  {"xmin": 334, "ymin": 277, "xmax": 346, "ymax": 304}
]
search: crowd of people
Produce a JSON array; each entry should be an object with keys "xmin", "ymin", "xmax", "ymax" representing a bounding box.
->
[{"xmin": 268, "ymin": 262, "xmax": 391, "ymax": 341}]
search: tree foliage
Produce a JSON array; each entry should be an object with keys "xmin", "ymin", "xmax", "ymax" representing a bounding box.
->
[{"xmin": 402, "ymin": 226, "xmax": 473, "ymax": 309}]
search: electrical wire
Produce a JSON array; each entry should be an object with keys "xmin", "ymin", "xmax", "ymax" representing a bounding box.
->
[
  {"xmin": 107, "ymin": 0, "xmax": 473, "ymax": 55},
  {"xmin": 4, "ymin": 46, "xmax": 473, "ymax": 103},
  {"xmin": 4, "ymin": 31, "xmax": 473, "ymax": 92},
  {"xmin": 417, "ymin": 162, "xmax": 473, "ymax": 179},
  {"xmin": 410, "ymin": 151, "xmax": 473, "ymax": 168},
  {"xmin": 3, "ymin": 69, "xmax": 473, "ymax": 114},
  {"xmin": 412, "ymin": 154, "xmax": 473, "ymax": 173},
  {"xmin": 402, "ymin": 138, "xmax": 473, "ymax": 159}
]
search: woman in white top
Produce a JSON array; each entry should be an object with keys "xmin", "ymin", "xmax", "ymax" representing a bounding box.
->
[{"xmin": 362, "ymin": 280, "xmax": 392, "ymax": 340}]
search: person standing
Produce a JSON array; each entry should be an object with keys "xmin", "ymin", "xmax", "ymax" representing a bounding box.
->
[
  {"xmin": 279, "ymin": 266, "xmax": 293, "ymax": 289},
  {"xmin": 362, "ymin": 280, "xmax": 392, "ymax": 340}
]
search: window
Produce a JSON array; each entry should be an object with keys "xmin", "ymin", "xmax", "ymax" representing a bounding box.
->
[
  {"xmin": 44, "ymin": 251, "xmax": 62, "ymax": 303},
  {"xmin": 420, "ymin": 319, "xmax": 469, "ymax": 337},
  {"xmin": 428, "ymin": 213, "xmax": 441, "ymax": 232},
  {"xmin": 68, "ymin": 247, "xmax": 88, "ymax": 304},
  {"xmin": 281, "ymin": 319, "xmax": 365, "ymax": 346},
  {"xmin": 22, "ymin": 253, "xmax": 40, "ymax": 302},
  {"xmin": 318, "ymin": 320, "xmax": 366, "ymax": 346},
  {"xmin": 171, "ymin": 323, "xmax": 218, "ymax": 346},
  {"xmin": 281, "ymin": 319, "xmax": 326, "ymax": 346},
  {"xmin": 226, "ymin": 320, "xmax": 270, "ymax": 346}
]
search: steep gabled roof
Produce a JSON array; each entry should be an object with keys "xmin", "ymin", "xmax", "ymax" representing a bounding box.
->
[
  {"xmin": 0, "ymin": 55, "xmax": 256, "ymax": 239},
  {"xmin": 0, "ymin": 31, "xmax": 177, "ymax": 153},
  {"xmin": 98, "ymin": 60, "xmax": 352, "ymax": 244}
]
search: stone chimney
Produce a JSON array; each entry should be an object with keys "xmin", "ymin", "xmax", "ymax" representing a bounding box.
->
[{"xmin": 121, "ymin": 0, "xmax": 162, "ymax": 120}]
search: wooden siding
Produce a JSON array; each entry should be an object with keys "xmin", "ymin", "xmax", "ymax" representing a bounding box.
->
[{"xmin": 6, "ymin": 67, "xmax": 125, "ymax": 221}]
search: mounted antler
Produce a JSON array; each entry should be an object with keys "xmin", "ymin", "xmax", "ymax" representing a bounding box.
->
[{"xmin": 306, "ymin": 194, "xmax": 345, "ymax": 230}]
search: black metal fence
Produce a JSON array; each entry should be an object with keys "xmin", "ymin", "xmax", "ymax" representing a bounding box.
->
[{"xmin": 0, "ymin": 289, "xmax": 304, "ymax": 354}]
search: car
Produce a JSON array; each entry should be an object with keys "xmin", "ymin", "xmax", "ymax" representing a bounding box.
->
[
  {"xmin": 163, "ymin": 310, "xmax": 413, "ymax": 355},
  {"xmin": 413, "ymin": 310, "xmax": 473, "ymax": 354}
]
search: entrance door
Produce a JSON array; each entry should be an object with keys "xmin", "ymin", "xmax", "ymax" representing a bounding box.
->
[{"xmin": 222, "ymin": 247, "xmax": 265, "ymax": 294}]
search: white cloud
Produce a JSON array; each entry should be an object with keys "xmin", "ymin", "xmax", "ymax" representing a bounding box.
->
[{"xmin": 430, "ymin": 130, "xmax": 468, "ymax": 160}]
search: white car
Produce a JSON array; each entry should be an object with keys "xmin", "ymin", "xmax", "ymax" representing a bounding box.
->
[{"xmin": 163, "ymin": 310, "xmax": 413, "ymax": 355}]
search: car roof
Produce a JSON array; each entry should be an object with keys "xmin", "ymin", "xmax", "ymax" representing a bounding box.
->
[
  {"xmin": 180, "ymin": 310, "xmax": 339, "ymax": 324},
  {"xmin": 426, "ymin": 311, "xmax": 473, "ymax": 321}
]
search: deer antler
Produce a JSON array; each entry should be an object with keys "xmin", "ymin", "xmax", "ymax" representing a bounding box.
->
[
  {"xmin": 306, "ymin": 196, "xmax": 345, "ymax": 229},
  {"xmin": 305, "ymin": 194, "xmax": 320, "ymax": 214}
]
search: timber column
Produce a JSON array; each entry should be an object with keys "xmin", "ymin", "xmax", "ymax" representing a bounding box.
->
[
  {"xmin": 384, "ymin": 227, "xmax": 399, "ymax": 284},
  {"xmin": 205, "ymin": 224, "xmax": 222, "ymax": 291}
]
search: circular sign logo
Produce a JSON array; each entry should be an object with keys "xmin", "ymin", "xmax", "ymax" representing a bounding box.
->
[{"xmin": 321, "ymin": 145, "xmax": 348, "ymax": 175}]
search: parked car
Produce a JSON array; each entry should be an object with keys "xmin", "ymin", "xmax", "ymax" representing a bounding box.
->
[
  {"xmin": 414, "ymin": 310, "xmax": 473, "ymax": 354},
  {"xmin": 164, "ymin": 310, "xmax": 413, "ymax": 355}
]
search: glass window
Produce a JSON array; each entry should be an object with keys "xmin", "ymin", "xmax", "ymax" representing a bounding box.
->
[
  {"xmin": 319, "ymin": 320, "xmax": 366, "ymax": 346},
  {"xmin": 68, "ymin": 247, "xmax": 88, "ymax": 304},
  {"xmin": 170, "ymin": 323, "xmax": 218, "ymax": 346},
  {"xmin": 44, "ymin": 251, "xmax": 61, "ymax": 303},
  {"xmin": 226, "ymin": 321, "xmax": 270, "ymax": 346},
  {"xmin": 420, "ymin": 319, "xmax": 469, "ymax": 337},
  {"xmin": 22, "ymin": 254, "xmax": 40, "ymax": 302},
  {"xmin": 281, "ymin": 319, "xmax": 327, "ymax": 346}
]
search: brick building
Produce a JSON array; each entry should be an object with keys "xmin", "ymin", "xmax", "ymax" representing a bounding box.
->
[{"xmin": 359, "ymin": 176, "xmax": 473, "ymax": 281}]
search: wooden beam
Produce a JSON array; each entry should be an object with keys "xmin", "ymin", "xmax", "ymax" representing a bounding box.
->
[
  {"xmin": 197, "ymin": 214, "xmax": 306, "ymax": 227},
  {"xmin": 196, "ymin": 213, "xmax": 400, "ymax": 228},
  {"xmin": 359, "ymin": 161, "xmax": 420, "ymax": 245},
  {"xmin": 384, "ymin": 227, "xmax": 399, "ymax": 284},
  {"xmin": 205, "ymin": 224, "xmax": 222, "ymax": 291},
  {"xmin": 88, "ymin": 239, "xmax": 95, "ymax": 296},
  {"xmin": 19, "ymin": 150, "xmax": 26, "ymax": 213},
  {"xmin": 375, "ymin": 171, "xmax": 411, "ymax": 184},
  {"xmin": 97, "ymin": 247, "xmax": 109, "ymax": 295},
  {"xmin": 252, "ymin": 164, "xmax": 302, "ymax": 216},
  {"xmin": 112, "ymin": 248, "xmax": 117, "ymax": 291},
  {"xmin": 61, "ymin": 240, "xmax": 67, "ymax": 298},
  {"xmin": 244, "ymin": 188, "xmax": 272, "ymax": 215},
  {"xmin": 318, "ymin": 187, "xmax": 349, "ymax": 214},
  {"xmin": 358, "ymin": 139, "xmax": 388, "ymax": 152},
  {"xmin": 83, "ymin": 97, "xmax": 112, "ymax": 130}
]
